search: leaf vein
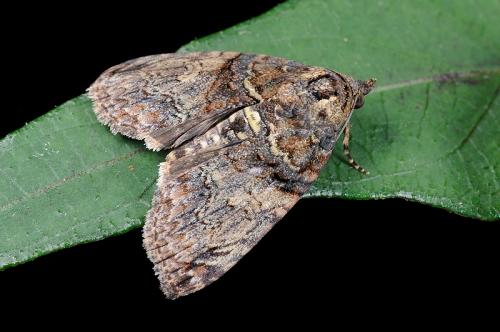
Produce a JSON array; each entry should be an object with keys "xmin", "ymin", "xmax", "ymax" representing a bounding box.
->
[
  {"xmin": 0, "ymin": 148, "xmax": 146, "ymax": 213},
  {"xmin": 373, "ymin": 67, "xmax": 500, "ymax": 94},
  {"xmin": 449, "ymin": 83, "xmax": 500, "ymax": 154}
]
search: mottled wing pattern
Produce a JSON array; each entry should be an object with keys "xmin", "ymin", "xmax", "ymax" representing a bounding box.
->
[
  {"xmin": 88, "ymin": 52, "xmax": 258, "ymax": 150},
  {"xmin": 143, "ymin": 104, "xmax": 331, "ymax": 299},
  {"xmin": 89, "ymin": 51, "xmax": 374, "ymax": 299}
]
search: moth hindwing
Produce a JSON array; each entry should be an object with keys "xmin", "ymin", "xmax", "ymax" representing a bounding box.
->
[{"xmin": 88, "ymin": 51, "xmax": 375, "ymax": 299}]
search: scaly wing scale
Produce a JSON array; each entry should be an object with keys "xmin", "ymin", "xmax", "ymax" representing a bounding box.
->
[
  {"xmin": 88, "ymin": 52, "xmax": 374, "ymax": 298},
  {"xmin": 143, "ymin": 106, "xmax": 315, "ymax": 298},
  {"xmin": 88, "ymin": 52, "xmax": 259, "ymax": 150}
]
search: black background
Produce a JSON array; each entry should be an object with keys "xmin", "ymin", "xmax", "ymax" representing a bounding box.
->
[{"xmin": 1, "ymin": 1, "xmax": 498, "ymax": 318}]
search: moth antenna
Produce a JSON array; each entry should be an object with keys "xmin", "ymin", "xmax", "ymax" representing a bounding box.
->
[{"xmin": 342, "ymin": 125, "xmax": 369, "ymax": 175}]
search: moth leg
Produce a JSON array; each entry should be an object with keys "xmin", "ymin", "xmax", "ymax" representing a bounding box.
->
[{"xmin": 342, "ymin": 125, "xmax": 369, "ymax": 175}]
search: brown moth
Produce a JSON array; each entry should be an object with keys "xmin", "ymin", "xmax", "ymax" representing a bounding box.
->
[{"xmin": 88, "ymin": 51, "xmax": 375, "ymax": 299}]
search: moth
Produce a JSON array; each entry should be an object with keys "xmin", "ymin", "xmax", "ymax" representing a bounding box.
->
[{"xmin": 88, "ymin": 51, "xmax": 375, "ymax": 299}]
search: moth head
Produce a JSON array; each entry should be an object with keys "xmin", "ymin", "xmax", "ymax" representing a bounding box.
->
[{"xmin": 307, "ymin": 73, "xmax": 375, "ymax": 122}]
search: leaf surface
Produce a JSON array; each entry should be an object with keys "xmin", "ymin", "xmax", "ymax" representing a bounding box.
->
[{"xmin": 1, "ymin": 0, "xmax": 498, "ymax": 270}]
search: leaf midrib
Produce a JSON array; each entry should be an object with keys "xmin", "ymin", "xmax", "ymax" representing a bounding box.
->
[
  {"xmin": 373, "ymin": 66, "xmax": 500, "ymax": 94},
  {"xmin": 0, "ymin": 147, "xmax": 146, "ymax": 213}
]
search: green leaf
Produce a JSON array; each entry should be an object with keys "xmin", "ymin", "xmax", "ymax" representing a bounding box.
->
[
  {"xmin": 0, "ymin": 97, "xmax": 164, "ymax": 269},
  {"xmin": 1, "ymin": 0, "xmax": 499, "ymax": 269}
]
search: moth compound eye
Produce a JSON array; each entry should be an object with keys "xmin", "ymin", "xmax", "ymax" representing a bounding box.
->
[{"xmin": 355, "ymin": 96, "xmax": 365, "ymax": 109}]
